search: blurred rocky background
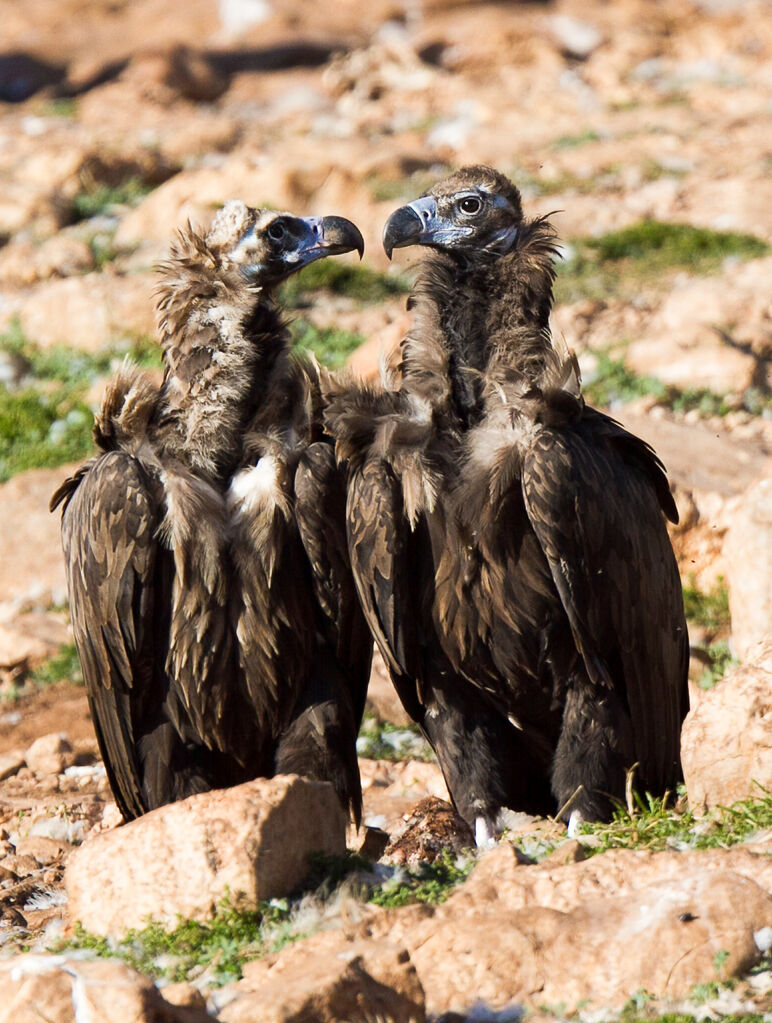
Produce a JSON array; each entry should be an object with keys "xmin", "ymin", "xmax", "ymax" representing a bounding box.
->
[{"xmin": 0, "ymin": 0, "xmax": 771, "ymax": 1020}]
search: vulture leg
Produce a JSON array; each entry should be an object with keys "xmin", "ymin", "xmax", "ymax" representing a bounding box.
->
[
  {"xmin": 550, "ymin": 668, "xmax": 636, "ymax": 821},
  {"xmin": 274, "ymin": 644, "xmax": 363, "ymax": 826},
  {"xmin": 420, "ymin": 670, "xmax": 555, "ymax": 837}
]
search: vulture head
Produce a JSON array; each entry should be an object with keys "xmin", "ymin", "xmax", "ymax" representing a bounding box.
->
[
  {"xmin": 206, "ymin": 200, "xmax": 364, "ymax": 286},
  {"xmin": 383, "ymin": 166, "xmax": 524, "ymax": 262}
]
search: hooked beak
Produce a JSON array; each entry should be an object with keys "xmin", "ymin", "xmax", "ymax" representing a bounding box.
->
[
  {"xmin": 296, "ymin": 215, "xmax": 364, "ymax": 266},
  {"xmin": 382, "ymin": 195, "xmax": 474, "ymax": 258}
]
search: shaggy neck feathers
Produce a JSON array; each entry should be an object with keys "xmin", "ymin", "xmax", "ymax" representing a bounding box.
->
[
  {"xmin": 153, "ymin": 227, "xmax": 288, "ymax": 481},
  {"xmin": 400, "ymin": 216, "xmax": 560, "ymax": 425}
]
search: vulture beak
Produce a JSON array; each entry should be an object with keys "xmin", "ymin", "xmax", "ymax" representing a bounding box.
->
[
  {"xmin": 295, "ymin": 215, "xmax": 365, "ymax": 266},
  {"xmin": 383, "ymin": 195, "xmax": 474, "ymax": 258}
]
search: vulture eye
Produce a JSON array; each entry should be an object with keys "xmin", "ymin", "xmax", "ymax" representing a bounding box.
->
[
  {"xmin": 458, "ymin": 196, "xmax": 482, "ymax": 215},
  {"xmin": 267, "ymin": 221, "xmax": 286, "ymax": 242}
]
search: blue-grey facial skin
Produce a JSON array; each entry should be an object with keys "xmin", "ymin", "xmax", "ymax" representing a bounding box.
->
[
  {"xmin": 234, "ymin": 213, "xmax": 364, "ymax": 284},
  {"xmin": 382, "ymin": 190, "xmax": 518, "ymax": 259}
]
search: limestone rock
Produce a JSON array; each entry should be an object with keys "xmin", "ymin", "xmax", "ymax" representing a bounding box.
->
[
  {"xmin": 0, "ymin": 466, "xmax": 72, "ymax": 614},
  {"xmin": 0, "ymin": 614, "xmax": 70, "ymax": 671},
  {"xmin": 725, "ymin": 479, "xmax": 772, "ymax": 659},
  {"xmin": 547, "ymin": 15, "xmax": 603, "ymax": 60},
  {"xmin": 0, "ymin": 954, "xmax": 210, "ymax": 1023},
  {"xmin": 444, "ymin": 842, "xmax": 772, "ymax": 915},
  {"xmin": 25, "ymin": 733, "xmax": 74, "ymax": 776},
  {"xmin": 0, "ymin": 235, "xmax": 94, "ymax": 287},
  {"xmin": 681, "ymin": 640, "xmax": 772, "ymax": 809},
  {"xmin": 217, "ymin": 934, "xmax": 425, "ymax": 1023},
  {"xmin": 365, "ymin": 646, "xmax": 411, "ymax": 726},
  {"xmin": 391, "ymin": 869, "xmax": 772, "ymax": 1015},
  {"xmin": 0, "ymin": 749, "xmax": 25, "ymax": 781},
  {"xmin": 66, "ymin": 775, "xmax": 346, "ymax": 936},
  {"xmin": 0, "ymin": 271, "xmax": 157, "ymax": 354}
]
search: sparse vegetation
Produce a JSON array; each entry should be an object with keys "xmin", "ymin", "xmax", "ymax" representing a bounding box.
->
[
  {"xmin": 682, "ymin": 578, "xmax": 731, "ymax": 632},
  {"xmin": 365, "ymin": 167, "xmax": 450, "ymax": 203},
  {"xmin": 587, "ymin": 221, "xmax": 768, "ymax": 269},
  {"xmin": 290, "ymin": 320, "xmax": 365, "ymax": 369},
  {"xmin": 582, "ymin": 348, "xmax": 761, "ymax": 418},
  {"xmin": 62, "ymin": 901, "xmax": 294, "ymax": 987},
  {"xmin": 282, "ymin": 259, "xmax": 410, "ymax": 306},
  {"xmin": 30, "ymin": 643, "xmax": 82, "ymax": 688},
  {"xmin": 556, "ymin": 221, "xmax": 769, "ymax": 304},
  {"xmin": 694, "ymin": 641, "xmax": 738, "ymax": 690},
  {"xmin": 72, "ymin": 177, "xmax": 153, "ymax": 222},
  {"xmin": 357, "ymin": 715, "xmax": 435, "ymax": 762},
  {"xmin": 0, "ymin": 321, "xmax": 161, "ymax": 480},
  {"xmin": 552, "ymin": 129, "xmax": 602, "ymax": 149},
  {"xmin": 369, "ymin": 850, "xmax": 474, "ymax": 908},
  {"xmin": 573, "ymin": 788, "xmax": 772, "ymax": 856}
]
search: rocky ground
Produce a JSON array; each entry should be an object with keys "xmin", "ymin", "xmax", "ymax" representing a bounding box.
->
[{"xmin": 1, "ymin": 0, "xmax": 772, "ymax": 1019}]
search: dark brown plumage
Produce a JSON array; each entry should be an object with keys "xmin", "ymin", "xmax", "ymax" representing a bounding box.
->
[
  {"xmin": 51, "ymin": 201, "xmax": 371, "ymax": 824},
  {"xmin": 325, "ymin": 166, "xmax": 688, "ymax": 841}
]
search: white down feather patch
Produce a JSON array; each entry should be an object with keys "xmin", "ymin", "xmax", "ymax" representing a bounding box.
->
[{"xmin": 228, "ymin": 456, "xmax": 283, "ymax": 518}]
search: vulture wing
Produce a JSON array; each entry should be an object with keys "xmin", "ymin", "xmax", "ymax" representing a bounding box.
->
[
  {"xmin": 53, "ymin": 451, "xmax": 159, "ymax": 820},
  {"xmin": 294, "ymin": 441, "xmax": 372, "ymax": 725},
  {"xmin": 345, "ymin": 457, "xmax": 426, "ymax": 723},
  {"xmin": 521, "ymin": 410, "xmax": 688, "ymax": 793}
]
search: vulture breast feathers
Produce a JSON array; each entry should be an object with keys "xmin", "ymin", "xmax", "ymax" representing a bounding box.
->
[
  {"xmin": 325, "ymin": 167, "xmax": 688, "ymax": 840},
  {"xmin": 51, "ymin": 202, "xmax": 371, "ymax": 824}
]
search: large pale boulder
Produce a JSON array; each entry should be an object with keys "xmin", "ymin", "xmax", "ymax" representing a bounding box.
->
[
  {"xmin": 0, "ymin": 466, "xmax": 72, "ymax": 615},
  {"xmin": 445, "ymin": 842, "xmax": 772, "ymax": 915},
  {"xmin": 0, "ymin": 271, "xmax": 157, "ymax": 353},
  {"xmin": 66, "ymin": 776, "xmax": 346, "ymax": 936},
  {"xmin": 0, "ymin": 954, "xmax": 210, "ymax": 1023},
  {"xmin": 389, "ymin": 869, "xmax": 772, "ymax": 1015},
  {"xmin": 681, "ymin": 639, "xmax": 772, "ymax": 809},
  {"xmin": 725, "ymin": 479, "xmax": 772, "ymax": 659},
  {"xmin": 216, "ymin": 934, "xmax": 425, "ymax": 1023}
]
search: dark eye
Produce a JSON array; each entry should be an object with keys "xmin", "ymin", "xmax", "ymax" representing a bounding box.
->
[
  {"xmin": 267, "ymin": 221, "xmax": 286, "ymax": 241},
  {"xmin": 459, "ymin": 196, "xmax": 482, "ymax": 215}
]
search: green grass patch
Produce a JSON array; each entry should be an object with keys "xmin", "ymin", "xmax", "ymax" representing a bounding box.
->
[
  {"xmin": 587, "ymin": 221, "xmax": 768, "ymax": 268},
  {"xmin": 556, "ymin": 221, "xmax": 769, "ymax": 304},
  {"xmin": 369, "ymin": 850, "xmax": 474, "ymax": 908},
  {"xmin": 62, "ymin": 900, "xmax": 293, "ymax": 987},
  {"xmin": 582, "ymin": 348, "xmax": 749, "ymax": 417},
  {"xmin": 60, "ymin": 851, "xmax": 474, "ymax": 985},
  {"xmin": 682, "ymin": 578, "xmax": 730, "ymax": 631},
  {"xmin": 0, "ymin": 320, "xmax": 162, "ymax": 481},
  {"xmin": 72, "ymin": 177, "xmax": 153, "ymax": 222},
  {"xmin": 0, "ymin": 387, "xmax": 94, "ymax": 481},
  {"xmin": 574, "ymin": 788, "xmax": 772, "ymax": 856},
  {"xmin": 30, "ymin": 643, "xmax": 82, "ymax": 688},
  {"xmin": 364, "ymin": 168, "xmax": 450, "ymax": 204},
  {"xmin": 552, "ymin": 129, "xmax": 602, "ymax": 149},
  {"xmin": 291, "ymin": 320, "xmax": 364, "ymax": 370},
  {"xmin": 282, "ymin": 259, "xmax": 410, "ymax": 306},
  {"xmin": 356, "ymin": 715, "xmax": 436, "ymax": 762},
  {"xmin": 694, "ymin": 640, "xmax": 738, "ymax": 691}
]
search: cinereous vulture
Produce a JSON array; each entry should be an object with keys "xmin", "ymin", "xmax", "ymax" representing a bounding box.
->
[
  {"xmin": 51, "ymin": 201, "xmax": 372, "ymax": 824},
  {"xmin": 324, "ymin": 166, "xmax": 688, "ymax": 843}
]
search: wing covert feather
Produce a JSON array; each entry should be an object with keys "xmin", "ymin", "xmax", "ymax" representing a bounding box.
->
[
  {"xmin": 57, "ymin": 452, "xmax": 158, "ymax": 819},
  {"xmin": 294, "ymin": 442, "xmax": 373, "ymax": 726},
  {"xmin": 521, "ymin": 421, "xmax": 688, "ymax": 791},
  {"xmin": 346, "ymin": 457, "xmax": 424, "ymax": 723}
]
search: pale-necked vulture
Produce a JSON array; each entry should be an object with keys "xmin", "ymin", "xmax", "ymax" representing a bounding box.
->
[
  {"xmin": 51, "ymin": 201, "xmax": 372, "ymax": 824},
  {"xmin": 324, "ymin": 166, "xmax": 688, "ymax": 841}
]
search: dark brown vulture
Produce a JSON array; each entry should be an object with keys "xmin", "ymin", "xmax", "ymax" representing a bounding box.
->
[
  {"xmin": 324, "ymin": 166, "xmax": 688, "ymax": 843},
  {"xmin": 51, "ymin": 201, "xmax": 372, "ymax": 825}
]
